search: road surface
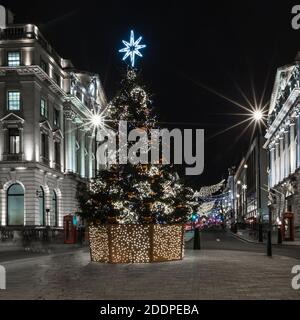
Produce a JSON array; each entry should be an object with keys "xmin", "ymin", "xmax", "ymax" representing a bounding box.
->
[{"xmin": 0, "ymin": 229, "xmax": 299, "ymax": 299}]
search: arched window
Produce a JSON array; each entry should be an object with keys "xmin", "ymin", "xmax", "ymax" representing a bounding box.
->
[
  {"xmin": 39, "ymin": 186, "xmax": 45, "ymax": 226},
  {"xmin": 7, "ymin": 183, "xmax": 24, "ymax": 226},
  {"xmin": 52, "ymin": 190, "xmax": 58, "ymax": 226}
]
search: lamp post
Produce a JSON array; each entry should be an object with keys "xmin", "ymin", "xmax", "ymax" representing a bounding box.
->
[
  {"xmin": 257, "ymin": 133, "xmax": 263, "ymax": 242},
  {"xmin": 242, "ymin": 183, "xmax": 247, "ymax": 226},
  {"xmin": 267, "ymin": 204, "xmax": 272, "ymax": 256},
  {"xmin": 94, "ymin": 126, "xmax": 98, "ymax": 177},
  {"xmin": 192, "ymin": 214, "xmax": 201, "ymax": 250},
  {"xmin": 253, "ymin": 110, "xmax": 264, "ymax": 243},
  {"xmin": 276, "ymin": 217, "xmax": 282, "ymax": 244},
  {"xmin": 45, "ymin": 208, "xmax": 50, "ymax": 242},
  {"xmin": 266, "ymin": 184, "xmax": 276, "ymax": 257},
  {"xmin": 91, "ymin": 113, "xmax": 103, "ymax": 178}
]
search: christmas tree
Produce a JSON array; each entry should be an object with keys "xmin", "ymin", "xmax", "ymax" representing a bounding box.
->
[{"xmin": 77, "ymin": 68, "xmax": 193, "ymax": 224}]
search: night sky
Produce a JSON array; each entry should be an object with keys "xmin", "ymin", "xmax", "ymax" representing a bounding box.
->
[{"xmin": 2, "ymin": 0, "xmax": 300, "ymax": 187}]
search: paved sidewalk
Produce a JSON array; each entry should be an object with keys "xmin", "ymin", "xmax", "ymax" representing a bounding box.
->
[
  {"xmin": 0, "ymin": 244, "xmax": 87, "ymax": 263},
  {"xmin": 232, "ymin": 230, "xmax": 300, "ymax": 246},
  {"xmin": 0, "ymin": 248, "xmax": 299, "ymax": 299}
]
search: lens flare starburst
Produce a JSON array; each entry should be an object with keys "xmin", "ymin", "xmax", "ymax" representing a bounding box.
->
[{"xmin": 182, "ymin": 71, "xmax": 269, "ymax": 144}]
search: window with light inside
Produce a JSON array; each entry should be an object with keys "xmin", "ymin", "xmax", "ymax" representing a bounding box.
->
[
  {"xmin": 7, "ymin": 51, "xmax": 20, "ymax": 67},
  {"xmin": 7, "ymin": 91, "xmax": 20, "ymax": 110}
]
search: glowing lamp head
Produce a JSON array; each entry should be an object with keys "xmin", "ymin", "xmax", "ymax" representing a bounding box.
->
[
  {"xmin": 91, "ymin": 114, "xmax": 104, "ymax": 127},
  {"xmin": 253, "ymin": 110, "xmax": 263, "ymax": 121}
]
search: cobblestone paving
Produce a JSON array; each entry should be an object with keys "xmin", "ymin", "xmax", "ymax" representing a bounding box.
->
[{"xmin": 0, "ymin": 249, "xmax": 299, "ymax": 299}]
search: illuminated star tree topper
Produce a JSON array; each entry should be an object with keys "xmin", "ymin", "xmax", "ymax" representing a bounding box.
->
[{"xmin": 119, "ymin": 30, "xmax": 146, "ymax": 68}]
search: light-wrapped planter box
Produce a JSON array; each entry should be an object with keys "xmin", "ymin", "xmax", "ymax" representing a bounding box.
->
[{"xmin": 89, "ymin": 223, "xmax": 184, "ymax": 263}]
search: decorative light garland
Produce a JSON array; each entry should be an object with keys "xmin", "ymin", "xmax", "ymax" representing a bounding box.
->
[{"xmin": 193, "ymin": 179, "xmax": 225, "ymax": 198}]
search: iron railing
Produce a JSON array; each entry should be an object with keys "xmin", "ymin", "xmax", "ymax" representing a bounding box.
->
[{"xmin": 0, "ymin": 226, "xmax": 64, "ymax": 244}]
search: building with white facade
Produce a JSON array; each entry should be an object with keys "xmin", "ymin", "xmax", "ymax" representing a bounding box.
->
[
  {"xmin": 233, "ymin": 136, "xmax": 268, "ymax": 235},
  {"xmin": 264, "ymin": 53, "xmax": 300, "ymax": 241},
  {"xmin": 225, "ymin": 135, "xmax": 268, "ymax": 239},
  {"xmin": 0, "ymin": 6, "xmax": 106, "ymax": 232}
]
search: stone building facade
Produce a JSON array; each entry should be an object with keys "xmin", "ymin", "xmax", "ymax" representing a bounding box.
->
[
  {"xmin": 0, "ymin": 6, "xmax": 106, "ymax": 230},
  {"xmin": 233, "ymin": 135, "xmax": 268, "ymax": 228},
  {"xmin": 264, "ymin": 53, "xmax": 300, "ymax": 240}
]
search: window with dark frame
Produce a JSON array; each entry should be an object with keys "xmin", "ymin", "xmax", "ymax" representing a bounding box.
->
[
  {"xmin": 41, "ymin": 133, "xmax": 49, "ymax": 160},
  {"xmin": 54, "ymin": 73, "xmax": 61, "ymax": 87},
  {"xmin": 40, "ymin": 98, "xmax": 48, "ymax": 118},
  {"xmin": 54, "ymin": 141, "xmax": 61, "ymax": 167},
  {"xmin": 40, "ymin": 59, "xmax": 48, "ymax": 74},
  {"xmin": 54, "ymin": 108, "xmax": 60, "ymax": 127},
  {"xmin": 7, "ymin": 183, "xmax": 24, "ymax": 226},
  {"xmin": 8, "ymin": 128, "xmax": 20, "ymax": 154}
]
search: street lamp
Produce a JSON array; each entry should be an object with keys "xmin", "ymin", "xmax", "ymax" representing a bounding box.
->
[
  {"xmin": 253, "ymin": 110, "xmax": 263, "ymax": 121},
  {"xmin": 91, "ymin": 113, "xmax": 104, "ymax": 177},
  {"xmin": 91, "ymin": 114, "xmax": 104, "ymax": 128},
  {"xmin": 242, "ymin": 184, "xmax": 247, "ymax": 225},
  {"xmin": 252, "ymin": 109, "xmax": 264, "ymax": 243},
  {"xmin": 192, "ymin": 214, "xmax": 201, "ymax": 250},
  {"xmin": 276, "ymin": 217, "xmax": 282, "ymax": 244}
]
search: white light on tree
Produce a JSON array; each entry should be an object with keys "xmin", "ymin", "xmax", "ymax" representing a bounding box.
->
[{"xmin": 119, "ymin": 30, "xmax": 146, "ymax": 67}]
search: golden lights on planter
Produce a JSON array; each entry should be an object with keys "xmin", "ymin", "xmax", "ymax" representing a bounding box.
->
[
  {"xmin": 89, "ymin": 224, "xmax": 184, "ymax": 263},
  {"xmin": 89, "ymin": 224, "xmax": 109, "ymax": 262},
  {"xmin": 110, "ymin": 225, "xmax": 151, "ymax": 263},
  {"xmin": 153, "ymin": 224, "xmax": 184, "ymax": 261}
]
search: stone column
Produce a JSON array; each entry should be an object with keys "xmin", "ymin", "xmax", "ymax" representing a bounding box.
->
[
  {"xmin": 79, "ymin": 129, "xmax": 86, "ymax": 178},
  {"xmin": 297, "ymin": 115, "xmax": 300, "ymax": 168},
  {"xmin": 275, "ymin": 141, "xmax": 280, "ymax": 185},
  {"xmin": 290, "ymin": 119, "xmax": 296, "ymax": 173},
  {"xmin": 279, "ymin": 135, "xmax": 284, "ymax": 182},
  {"xmin": 65, "ymin": 117, "xmax": 73, "ymax": 172},
  {"xmin": 60, "ymin": 136, "xmax": 64, "ymax": 172},
  {"xmin": 87, "ymin": 134, "xmax": 94, "ymax": 179},
  {"xmin": 84, "ymin": 134, "xmax": 89, "ymax": 179},
  {"xmin": 71, "ymin": 124, "xmax": 77, "ymax": 173},
  {"xmin": 284, "ymin": 128, "xmax": 290, "ymax": 177},
  {"xmin": 269, "ymin": 146, "xmax": 275, "ymax": 187}
]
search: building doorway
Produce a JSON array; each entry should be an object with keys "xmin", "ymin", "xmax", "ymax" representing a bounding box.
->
[{"xmin": 282, "ymin": 212, "xmax": 294, "ymax": 241}]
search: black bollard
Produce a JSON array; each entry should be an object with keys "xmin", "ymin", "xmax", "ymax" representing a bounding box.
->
[
  {"xmin": 258, "ymin": 223, "xmax": 263, "ymax": 242},
  {"xmin": 277, "ymin": 226, "xmax": 282, "ymax": 244},
  {"xmin": 267, "ymin": 230, "xmax": 272, "ymax": 257},
  {"xmin": 193, "ymin": 228, "xmax": 201, "ymax": 250}
]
